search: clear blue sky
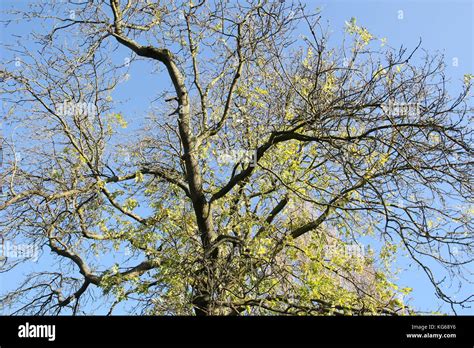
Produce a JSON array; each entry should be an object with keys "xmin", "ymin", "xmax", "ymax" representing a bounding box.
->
[
  {"xmin": 303, "ymin": 0, "xmax": 474, "ymax": 314},
  {"xmin": 0, "ymin": 0, "xmax": 472, "ymax": 315}
]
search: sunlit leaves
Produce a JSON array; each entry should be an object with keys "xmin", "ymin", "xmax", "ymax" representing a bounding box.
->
[{"xmin": 345, "ymin": 17, "xmax": 375, "ymax": 47}]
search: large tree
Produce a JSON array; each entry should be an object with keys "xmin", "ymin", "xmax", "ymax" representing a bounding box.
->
[{"xmin": 0, "ymin": 0, "xmax": 472, "ymax": 315}]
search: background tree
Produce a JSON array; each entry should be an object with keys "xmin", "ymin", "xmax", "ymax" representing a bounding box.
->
[{"xmin": 0, "ymin": 0, "xmax": 472, "ymax": 315}]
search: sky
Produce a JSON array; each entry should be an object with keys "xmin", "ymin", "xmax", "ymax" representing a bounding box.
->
[
  {"xmin": 0, "ymin": 0, "xmax": 473, "ymax": 315},
  {"xmin": 302, "ymin": 0, "xmax": 474, "ymax": 314}
]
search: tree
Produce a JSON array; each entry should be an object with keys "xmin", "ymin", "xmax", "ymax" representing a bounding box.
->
[{"xmin": 0, "ymin": 0, "xmax": 472, "ymax": 315}]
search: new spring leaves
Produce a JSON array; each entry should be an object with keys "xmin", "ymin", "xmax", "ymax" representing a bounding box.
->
[{"xmin": 0, "ymin": 1, "xmax": 472, "ymax": 316}]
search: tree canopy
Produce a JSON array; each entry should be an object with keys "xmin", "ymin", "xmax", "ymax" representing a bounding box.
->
[{"xmin": 0, "ymin": 0, "xmax": 472, "ymax": 315}]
